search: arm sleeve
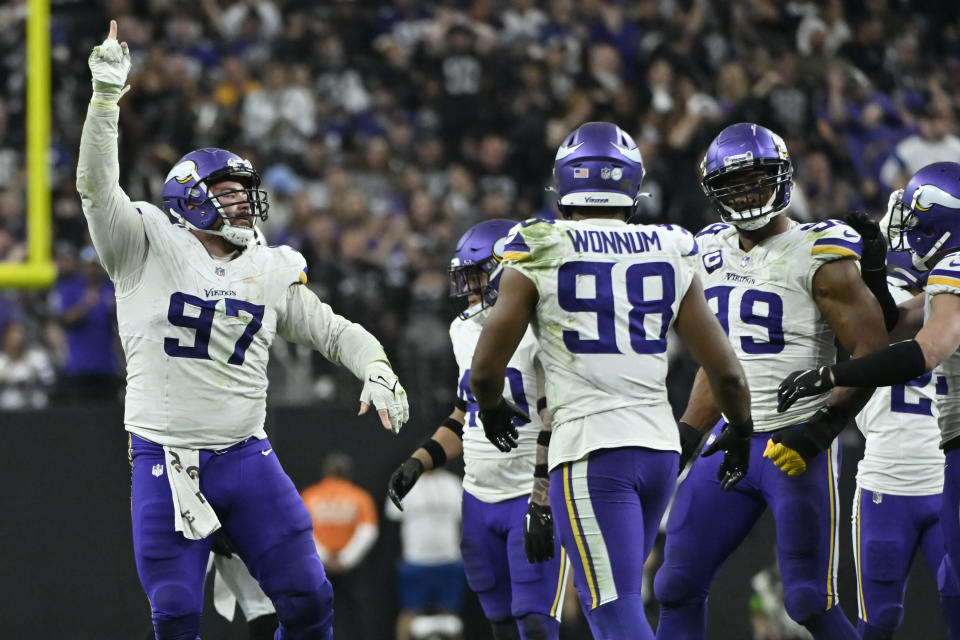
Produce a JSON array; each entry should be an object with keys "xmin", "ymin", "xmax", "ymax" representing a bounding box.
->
[
  {"xmin": 277, "ymin": 284, "xmax": 390, "ymax": 380},
  {"xmin": 76, "ymin": 103, "xmax": 148, "ymax": 287}
]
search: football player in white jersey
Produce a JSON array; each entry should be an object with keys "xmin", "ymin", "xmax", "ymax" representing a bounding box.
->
[
  {"xmin": 850, "ymin": 251, "xmax": 960, "ymax": 639},
  {"xmin": 387, "ymin": 219, "xmax": 569, "ymax": 640},
  {"xmin": 653, "ymin": 123, "xmax": 889, "ymax": 640},
  {"xmin": 776, "ymin": 161, "xmax": 960, "ymax": 638},
  {"xmin": 469, "ymin": 121, "xmax": 754, "ymax": 640},
  {"xmin": 80, "ymin": 22, "xmax": 408, "ymax": 639}
]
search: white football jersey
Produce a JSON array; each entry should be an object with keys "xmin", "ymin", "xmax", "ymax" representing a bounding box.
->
[
  {"xmin": 77, "ymin": 105, "xmax": 389, "ymax": 449},
  {"xmin": 502, "ymin": 217, "xmax": 699, "ymax": 469},
  {"xmin": 925, "ymin": 249, "xmax": 960, "ymax": 446},
  {"xmin": 856, "ymin": 283, "xmax": 944, "ymax": 495},
  {"xmin": 451, "ymin": 308, "xmax": 541, "ymax": 502},
  {"xmin": 694, "ymin": 219, "xmax": 862, "ymax": 432},
  {"xmin": 115, "ymin": 205, "xmax": 307, "ymax": 447}
]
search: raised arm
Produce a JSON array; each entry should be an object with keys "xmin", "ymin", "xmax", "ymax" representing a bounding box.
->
[{"xmin": 76, "ymin": 20, "xmax": 147, "ymax": 284}]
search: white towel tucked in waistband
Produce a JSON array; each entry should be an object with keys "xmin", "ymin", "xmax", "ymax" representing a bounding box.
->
[{"xmin": 164, "ymin": 446, "xmax": 221, "ymax": 540}]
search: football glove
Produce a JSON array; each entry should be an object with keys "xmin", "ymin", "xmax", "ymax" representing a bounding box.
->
[
  {"xmin": 700, "ymin": 419, "xmax": 753, "ymax": 491},
  {"xmin": 359, "ymin": 364, "xmax": 409, "ymax": 434},
  {"xmin": 524, "ymin": 501, "xmax": 555, "ymax": 563},
  {"xmin": 844, "ymin": 211, "xmax": 886, "ymax": 273},
  {"xmin": 777, "ymin": 367, "xmax": 835, "ymax": 412},
  {"xmin": 88, "ymin": 20, "xmax": 131, "ymax": 105},
  {"xmin": 387, "ymin": 457, "xmax": 423, "ymax": 511},
  {"xmin": 478, "ymin": 397, "xmax": 529, "ymax": 452},
  {"xmin": 763, "ymin": 406, "xmax": 849, "ymax": 476}
]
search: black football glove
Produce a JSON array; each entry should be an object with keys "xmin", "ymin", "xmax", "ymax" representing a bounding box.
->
[
  {"xmin": 678, "ymin": 420, "xmax": 707, "ymax": 473},
  {"xmin": 524, "ymin": 502, "xmax": 555, "ymax": 563},
  {"xmin": 701, "ymin": 419, "xmax": 753, "ymax": 491},
  {"xmin": 387, "ymin": 457, "xmax": 424, "ymax": 511},
  {"xmin": 210, "ymin": 529, "xmax": 235, "ymax": 558},
  {"xmin": 479, "ymin": 397, "xmax": 529, "ymax": 452},
  {"xmin": 764, "ymin": 406, "xmax": 849, "ymax": 476},
  {"xmin": 844, "ymin": 211, "xmax": 886, "ymax": 273},
  {"xmin": 777, "ymin": 367, "xmax": 835, "ymax": 412}
]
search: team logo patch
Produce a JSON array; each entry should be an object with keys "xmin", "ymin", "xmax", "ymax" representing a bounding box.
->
[
  {"xmin": 152, "ymin": 464, "xmax": 164, "ymax": 478},
  {"xmin": 702, "ymin": 250, "xmax": 723, "ymax": 274}
]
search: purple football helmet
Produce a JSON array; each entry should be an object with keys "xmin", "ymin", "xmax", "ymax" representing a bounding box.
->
[
  {"xmin": 884, "ymin": 161, "xmax": 960, "ymax": 271},
  {"xmin": 700, "ymin": 123, "xmax": 793, "ymax": 230},
  {"xmin": 161, "ymin": 148, "xmax": 269, "ymax": 247},
  {"xmin": 885, "ymin": 249, "xmax": 928, "ymax": 290},
  {"xmin": 553, "ymin": 122, "xmax": 645, "ymax": 219},
  {"xmin": 449, "ymin": 219, "xmax": 516, "ymax": 319}
]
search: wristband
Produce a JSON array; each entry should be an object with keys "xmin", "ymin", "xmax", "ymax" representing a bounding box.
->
[
  {"xmin": 537, "ymin": 430, "xmax": 551, "ymax": 446},
  {"xmin": 454, "ymin": 397, "xmax": 467, "ymax": 412},
  {"xmin": 421, "ymin": 438, "xmax": 447, "ymax": 469},
  {"xmin": 537, "ymin": 397, "xmax": 548, "ymax": 413},
  {"xmin": 534, "ymin": 464, "xmax": 549, "ymax": 479},
  {"xmin": 831, "ymin": 339, "xmax": 926, "ymax": 388},
  {"xmin": 441, "ymin": 417, "xmax": 464, "ymax": 439},
  {"xmin": 678, "ymin": 421, "xmax": 702, "ymax": 444}
]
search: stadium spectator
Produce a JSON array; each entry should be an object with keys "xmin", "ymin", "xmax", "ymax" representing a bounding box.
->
[
  {"xmin": 0, "ymin": 320, "xmax": 55, "ymax": 410},
  {"xmin": 47, "ymin": 244, "xmax": 122, "ymax": 404}
]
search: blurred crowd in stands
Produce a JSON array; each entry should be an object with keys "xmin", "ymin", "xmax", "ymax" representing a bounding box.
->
[{"xmin": 1, "ymin": 0, "xmax": 959, "ymax": 419}]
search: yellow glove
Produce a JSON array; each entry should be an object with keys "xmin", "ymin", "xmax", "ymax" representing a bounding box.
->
[{"xmin": 763, "ymin": 438, "xmax": 808, "ymax": 476}]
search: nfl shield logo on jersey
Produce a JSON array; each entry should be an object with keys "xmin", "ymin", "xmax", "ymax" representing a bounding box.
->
[
  {"xmin": 740, "ymin": 255, "xmax": 750, "ymax": 267},
  {"xmin": 152, "ymin": 464, "xmax": 164, "ymax": 478},
  {"xmin": 215, "ymin": 266, "xmax": 225, "ymax": 277}
]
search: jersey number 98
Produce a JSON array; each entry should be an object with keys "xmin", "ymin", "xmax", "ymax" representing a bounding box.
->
[{"xmin": 557, "ymin": 260, "xmax": 675, "ymax": 355}]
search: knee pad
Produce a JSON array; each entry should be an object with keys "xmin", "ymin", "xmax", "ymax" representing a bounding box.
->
[
  {"xmin": 150, "ymin": 582, "xmax": 203, "ymax": 621},
  {"xmin": 782, "ymin": 586, "xmax": 824, "ymax": 624},
  {"xmin": 517, "ymin": 613, "xmax": 559, "ymax": 640},
  {"xmin": 152, "ymin": 612, "xmax": 201, "ymax": 640},
  {"xmin": 653, "ymin": 565, "xmax": 704, "ymax": 608},
  {"xmin": 273, "ymin": 579, "xmax": 334, "ymax": 640},
  {"xmin": 490, "ymin": 618, "xmax": 521, "ymax": 640}
]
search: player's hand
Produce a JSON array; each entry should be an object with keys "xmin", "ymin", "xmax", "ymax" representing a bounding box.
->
[
  {"xmin": 777, "ymin": 367, "xmax": 835, "ymax": 412},
  {"xmin": 524, "ymin": 501, "xmax": 555, "ymax": 563},
  {"xmin": 701, "ymin": 419, "xmax": 752, "ymax": 491},
  {"xmin": 88, "ymin": 20, "xmax": 131, "ymax": 95},
  {"xmin": 844, "ymin": 211, "xmax": 886, "ymax": 272},
  {"xmin": 359, "ymin": 365, "xmax": 409, "ymax": 434},
  {"xmin": 387, "ymin": 457, "xmax": 423, "ymax": 511},
  {"xmin": 677, "ymin": 420, "xmax": 706, "ymax": 473},
  {"xmin": 764, "ymin": 406, "xmax": 849, "ymax": 476},
  {"xmin": 478, "ymin": 397, "xmax": 529, "ymax": 452}
]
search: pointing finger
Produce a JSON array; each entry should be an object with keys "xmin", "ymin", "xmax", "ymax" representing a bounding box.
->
[{"xmin": 109, "ymin": 19, "xmax": 117, "ymax": 40}]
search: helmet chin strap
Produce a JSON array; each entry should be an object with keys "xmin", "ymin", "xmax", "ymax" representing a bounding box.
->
[
  {"xmin": 913, "ymin": 230, "xmax": 951, "ymax": 272},
  {"xmin": 169, "ymin": 209, "xmax": 258, "ymax": 248}
]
